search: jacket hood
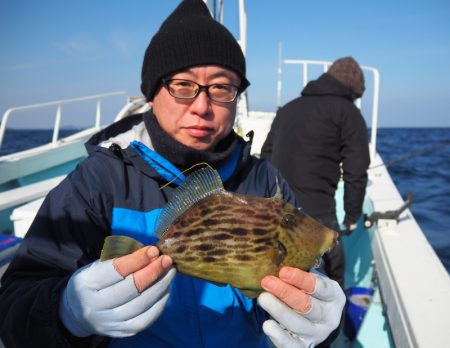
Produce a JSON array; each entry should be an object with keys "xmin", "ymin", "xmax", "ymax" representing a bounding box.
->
[
  {"xmin": 85, "ymin": 113, "xmax": 145, "ymax": 154},
  {"xmin": 301, "ymin": 73, "xmax": 355, "ymax": 101},
  {"xmin": 84, "ymin": 113, "xmax": 165, "ymax": 181}
]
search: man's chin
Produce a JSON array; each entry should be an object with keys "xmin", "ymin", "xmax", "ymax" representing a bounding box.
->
[{"xmin": 180, "ymin": 138, "xmax": 215, "ymax": 152}]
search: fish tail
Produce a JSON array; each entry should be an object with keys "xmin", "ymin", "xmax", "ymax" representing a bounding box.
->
[{"xmin": 100, "ymin": 235, "xmax": 144, "ymax": 261}]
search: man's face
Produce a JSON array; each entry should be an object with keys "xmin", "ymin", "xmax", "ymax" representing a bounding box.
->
[{"xmin": 151, "ymin": 65, "xmax": 240, "ymax": 151}]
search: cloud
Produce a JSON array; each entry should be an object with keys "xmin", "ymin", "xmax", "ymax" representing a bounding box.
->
[
  {"xmin": 0, "ymin": 36, "xmax": 103, "ymax": 73},
  {"xmin": 52, "ymin": 36, "xmax": 102, "ymax": 58},
  {"xmin": 0, "ymin": 37, "xmax": 101, "ymax": 72},
  {"xmin": 109, "ymin": 31, "xmax": 139, "ymax": 58},
  {"xmin": 110, "ymin": 32, "xmax": 129, "ymax": 54},
  {"xmin": 0, "ymin": 59, "xmax": 61, "ymax": 72}
]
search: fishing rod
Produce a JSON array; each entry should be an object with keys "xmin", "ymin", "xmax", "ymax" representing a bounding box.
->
[
  {"xmin": 363, "ymin": 192, "xmax": 414, "ymax": 228},
  {"xmin": 369, "ymin": 139, "xmax": 450, "ymax": 170},
  {"xmin": 341, "ymin": 192, "xmax": 415, "ymax": 235}
]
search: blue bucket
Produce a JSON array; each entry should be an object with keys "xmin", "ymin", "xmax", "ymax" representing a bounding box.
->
[{"xmin": 343, "ymin": 287, "xmax": 374, "ymax": 340}]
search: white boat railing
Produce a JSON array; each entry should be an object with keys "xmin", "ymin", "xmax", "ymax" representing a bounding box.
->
[
  {"xmin": 0, "ymin": 91, "xmax": 127, "ymax": 150},
  {"xmin": 276, "ymin": 47, "xmax": 380, "ymax": 161}
]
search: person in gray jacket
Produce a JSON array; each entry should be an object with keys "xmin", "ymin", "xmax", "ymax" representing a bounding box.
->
[{"xmin": 261, "ymin": 57, "xmax": 370, "ymax": 288}]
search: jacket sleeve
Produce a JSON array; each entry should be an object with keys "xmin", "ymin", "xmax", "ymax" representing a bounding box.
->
[
  {"xmin": 0, "ymin": 156, "xmax": 112, "ymax": 348},
  {"xmin": 340, "ymin": 106, "xmax": 370, "ymax": 225}
]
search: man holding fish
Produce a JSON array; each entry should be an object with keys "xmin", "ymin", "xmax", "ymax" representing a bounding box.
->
[{"xmin": 0, "ymin": 1, "xmax": 345, "ymax": 347}]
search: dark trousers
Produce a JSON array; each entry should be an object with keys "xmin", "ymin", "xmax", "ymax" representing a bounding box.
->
[
  {"xmin": 322, "ymin": 242, "xmax": 345, "ymax": 289},
  {"xmin": 314, "ymin": 213, "xmax": 346, "ymax": 289}
]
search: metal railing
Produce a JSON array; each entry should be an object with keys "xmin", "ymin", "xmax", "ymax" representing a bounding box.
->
[
  {"xmin": 276, "ymin": 46, "xmax": 380, "ymax": 161},
  {"xmin": 0, "ymin": 91, "xmax": 127, "ymax": 150}
]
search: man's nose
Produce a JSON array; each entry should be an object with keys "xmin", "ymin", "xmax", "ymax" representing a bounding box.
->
[{"xmin": 190, "ymin": 89, "xmax": 211, "ymax": 114}]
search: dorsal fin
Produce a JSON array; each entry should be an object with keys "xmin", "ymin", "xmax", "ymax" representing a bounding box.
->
[
  {"xmin": 271, "ymin": 176, "xmax": 282, "ymax": 201},
  {"xmin": 154, "ymin": 166, "xmax": 225, "ymax": 238}
]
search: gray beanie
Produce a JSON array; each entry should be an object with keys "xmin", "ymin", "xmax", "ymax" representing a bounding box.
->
[
  {"xmin": 327, "ymin": 57, "xmax": 365, "ymax": 99},
  {"xmin": 141, "ymin": 0, "xmax": 250, "ymax": 101}
]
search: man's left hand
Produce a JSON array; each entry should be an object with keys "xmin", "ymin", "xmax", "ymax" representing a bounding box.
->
[{"xmin": 258, "ymin": 267, "xmax": 345, "ymax": 348}]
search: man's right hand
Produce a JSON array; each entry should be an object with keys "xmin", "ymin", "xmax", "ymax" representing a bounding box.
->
[{"xmin": 59, "ymin": 246, "xmax": 176, "ymax": 338}]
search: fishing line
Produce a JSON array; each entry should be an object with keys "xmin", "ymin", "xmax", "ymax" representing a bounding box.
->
[
  {"xmin": 369, "ymin": 139, "xmax": 450, "ymax": 170},
  {"xmin": 160, "ymin": 162, "xmax": 213, "ymax": 189}
]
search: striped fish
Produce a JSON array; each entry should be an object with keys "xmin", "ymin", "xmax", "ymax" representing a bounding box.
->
[{"xmin": 101, "ymin": 166, "xmax": 337, "ymax": 297}]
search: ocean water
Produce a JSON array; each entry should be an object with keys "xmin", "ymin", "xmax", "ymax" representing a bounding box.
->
[
  {"xmin": 376, "ymin": 128, "xmax": 450, "ymax": 273},
  {"xmin": 0, "ymin": 129, "xmax": 79, "ymax": 157},
  {"xmin": 1, "ymin": 128, "xmax": 449, "ymax": 272}
]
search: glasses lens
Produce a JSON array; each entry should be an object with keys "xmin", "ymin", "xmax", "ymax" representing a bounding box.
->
[
  {"xmin": 165, "ymin": 79, "xmax": 238, "ymax": 102},
  {"xmin": 208, "ymin": 84, "xmax": 238, "ymax": 102},
  {"xmin": 167, "ymin": 80, "xmax": 198, "ymax": 98}
]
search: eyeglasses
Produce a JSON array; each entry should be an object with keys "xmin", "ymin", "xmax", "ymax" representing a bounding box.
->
[{"xmin": 162, "ymin": 79, "xmax": 240, "ymax": 103}]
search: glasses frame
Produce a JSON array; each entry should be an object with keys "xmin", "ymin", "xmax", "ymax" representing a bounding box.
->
[{"xmin": 162, "ymin": 78, "xmax": 241, "ymax": 103}]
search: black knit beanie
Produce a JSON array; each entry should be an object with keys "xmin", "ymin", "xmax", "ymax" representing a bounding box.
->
[
  {"xmin": 141, "ymin": 0, "xmax": 250, "ymax": 101},
  {"xmin": 327, "ymin": 57, "xmax": 365, "ymax": 99}
]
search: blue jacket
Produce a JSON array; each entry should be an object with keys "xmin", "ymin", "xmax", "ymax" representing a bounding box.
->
[{"xmin": 0, "ymin": 113, "xmax": 298, "ymax": 348}]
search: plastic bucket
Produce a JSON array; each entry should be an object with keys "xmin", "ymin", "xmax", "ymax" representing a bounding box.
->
[{"xmin": 343, "ymin": 287, "xmax": 374, "ymax": 340}]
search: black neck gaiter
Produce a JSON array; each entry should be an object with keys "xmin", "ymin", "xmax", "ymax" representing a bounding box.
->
[{"xmin": 144, "ymin": 111, "xmax": 240, "ymax": 171}]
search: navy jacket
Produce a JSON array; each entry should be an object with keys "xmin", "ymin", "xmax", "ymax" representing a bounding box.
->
[
  {"xmin": 261, "ymin": 73, "xmax": 370, "ymax": 225},
  {"xmin": 0, "ymin": 112, "xmax": 297, "ymax": 348}
]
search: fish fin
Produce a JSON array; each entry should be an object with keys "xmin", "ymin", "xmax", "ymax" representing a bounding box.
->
[
  {"xmin": 155, "ymin": 166, "xmax": 225, "ymax": 238},
  {"xmin": 100, "ymin": 235, "xmax": 144, "ymax": 261},
  {"xmin": 240, "ymin": 289, "xmax": 261, "ymax": 299},
  {"xmin": 271, "ymin": 176, "xmax": 282, "ymax": 201}
]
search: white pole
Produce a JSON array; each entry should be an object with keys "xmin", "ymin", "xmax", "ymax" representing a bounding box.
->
[
  {"xmin": 0, "ymin": 110, "xmax": 12, "ymax": 149},
  {"xmin": 303, "ymin": 63, "xmax": 308, "ymax": 88},
  {"xmin": 238, "ymin": 0, "xmax": 247, "ymax": 56},
  {"xmin": 277, "ymin": 42, "xmax": 283, "ymax": 108},
  {"xmin": 52, "ymin": 105, "xmax": 62, "ymax": 144},
  {"xmin": 95, "ymin": 100, "xmax": 102, "ymax": 129},
  {"xmin": 203, "ymin": 0, "xmax": 215, "ymax": 17},
  {"xmin": 218, "ymin": 0, "xmax": 223, "ymax": 23},
  {"xmin": 370, "ymin": 68, "xmax": 380, "ymax": 161}
]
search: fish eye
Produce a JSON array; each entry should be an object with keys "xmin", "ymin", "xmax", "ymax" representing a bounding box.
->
[{"xmin": 281, "ymin": 214, "xmax": 295, "ymax": 227}]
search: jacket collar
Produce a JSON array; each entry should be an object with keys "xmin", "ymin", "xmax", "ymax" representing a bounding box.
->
[{"xmin": 84, "ymin": 111, "xmax": 253, "ymax": 185}]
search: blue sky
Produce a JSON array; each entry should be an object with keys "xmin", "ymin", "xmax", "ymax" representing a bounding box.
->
[{"xmin": 1, "ymin": 0, "xmax": 449, "ymax": 128}]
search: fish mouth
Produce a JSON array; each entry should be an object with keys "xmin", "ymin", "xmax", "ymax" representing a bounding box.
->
[
  {"xmin": 276, "ymin": 240, "xmax": 288, "ymax": 266},
  {"xmin": 326, "ymin": 230, "xmax": 340, "ymax": 253},
  {"xmin": 312, "ymin": 257, "xmax": 323, "ymax": 269},
  {"xmin": 333, "ymin": 230, "xmax": 340, "ymax": 246}
]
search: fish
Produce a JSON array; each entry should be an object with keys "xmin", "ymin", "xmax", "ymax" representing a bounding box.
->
[{"xmin": 100, "ymin": 166, "xmax": 337, "ymax": 297}]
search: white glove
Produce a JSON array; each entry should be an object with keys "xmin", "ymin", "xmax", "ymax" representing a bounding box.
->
[
  {"xmin": 59, "ymin": 259, "xmax": 176, "ymax": 337},
  {"xmin": 258, "ymin": 271, "xmax": 345, "ymax": 348}
]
